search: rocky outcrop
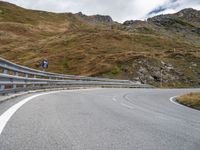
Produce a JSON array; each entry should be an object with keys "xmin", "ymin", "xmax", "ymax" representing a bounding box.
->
[
  {"xmin": 147, "ymin": 8, "xmax": 200, "ymax": 28},
  {"xmin": 123, "ymin": 20, "xmax": 135, "ymax": 26},
  {"xmin": 92, "ymin": 15, "xmax": 113, "ymax": 23},
  {"xmin": 122, "ymin": 20, "xmax": 149, "ymax": 27},
  {"xmin": 175, "ymin": 8, "xmax": 200, "ymax": 25},
  {"xmin": 76, "ymin": 12, "xmax": 113, "ymax": 25},
  {"xmin": 148, "ymin": 15, "xmax": 190, "ymax": 27},
  {"xmin": 146, "ymin": 9, "xmax": 200, "ymax": 37}
]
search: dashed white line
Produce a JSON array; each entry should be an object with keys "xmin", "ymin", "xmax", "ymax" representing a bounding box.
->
[
  {"xmin": 156, "ymin": 116, "xmax": 169, "ymax": 121},
  {"xmin": 112, "ymin": 97, "xmax": 117, "ymax": 102},
  {"xmin": 121, "ymin": 103, "xmax": 134, "ymax": 109}
]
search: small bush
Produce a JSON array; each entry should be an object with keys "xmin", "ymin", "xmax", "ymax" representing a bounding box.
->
[
  {"xmin": 63, "ymin": 57, "xmax": 69, "ymax": 69},
  {"xmin": 112, "ymin": 66, "xmax": 121, "ymax": 75}
]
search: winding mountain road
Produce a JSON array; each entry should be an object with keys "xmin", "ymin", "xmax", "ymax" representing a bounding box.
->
[{"xmin": 0, "ymin": 88, "xmax": 200, "ymax": 150}]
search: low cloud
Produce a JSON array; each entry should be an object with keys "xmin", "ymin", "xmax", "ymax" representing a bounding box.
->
[{"xmin": 1, "ymin": 0, "xmax": 200, "ymax": 22}]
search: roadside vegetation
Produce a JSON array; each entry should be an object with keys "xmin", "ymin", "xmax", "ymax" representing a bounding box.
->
[{"xmin": 177, "ymin": 92, "xmax": 200, "ymax": 110}]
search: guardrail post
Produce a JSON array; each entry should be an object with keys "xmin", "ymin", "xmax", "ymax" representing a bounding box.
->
[
  {"xmin": 49, "ymin": 77, "xmax": 52, "ymax": 88},
  {"xmin": 13, "ymin": 72, "xmax": 18, "ymax": 90},
  {"xmin": 3, "ymin": 69, "xmax": 8, "ymax": 74},
  {"xmin": 0, "ymin": 85, "xmax": 4, "ymax": 91},
  {"xmin": 33, "ymin": 75, "xmax": 36, "ymax": 88},
  {"xmin": 0, "ymin": 69, "xmax": 8, "ymax": 91},
  {"xmin": 23, "ymin": 74, "xmax": 28, "ymax": 88}
]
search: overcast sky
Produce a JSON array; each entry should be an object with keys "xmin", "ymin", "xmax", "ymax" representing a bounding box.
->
[{"xmin": 2, "ymin": 0, "xmax": 200, "ymax": 22}]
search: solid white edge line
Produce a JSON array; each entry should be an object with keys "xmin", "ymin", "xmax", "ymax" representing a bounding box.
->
[
  {"xmin": 0, "ymin": 88, "xmax": 100, "ymax": 135},
  {"xmin": 170, "ymin": 96, "xmax": 180, "ymax": 106},
  {"xmin": 169, "ymin": 95, "xmax": 200, "ymax": 112},
  {"xmin": 170, "ymin": 95, "xmax": 188, "ymax": 107}
]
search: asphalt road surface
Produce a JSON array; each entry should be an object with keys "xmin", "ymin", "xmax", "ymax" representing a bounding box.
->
[{"xmin": 0, "ymin": 88, "xmax": 200, "ymax": 150}]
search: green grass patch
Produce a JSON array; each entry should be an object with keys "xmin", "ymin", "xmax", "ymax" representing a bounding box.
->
[
  {"xmin": 63, "ymin": 57, "xmax": 69, "ymax": 69},
  {"xmin": 111, "ymin": 66, "xmax": 121, "ymax": 75}
]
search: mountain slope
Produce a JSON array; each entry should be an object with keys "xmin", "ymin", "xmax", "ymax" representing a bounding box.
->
[{"xmin": 0, "ymin": 1, "xmax": 199, "ymax": 87}]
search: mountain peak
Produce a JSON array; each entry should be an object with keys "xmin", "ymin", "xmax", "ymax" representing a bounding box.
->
[
  {"xmin": 176, "ymin": 8, "xmax": 200, "ymax": 17},
  {"xmin": 175, "ymin": 8, "xmax": 200, "ymax": 24},
  {"xmin": 147, "ymin": 8, "xmax": 200, "ymax": 27},
  {"xmin": 177, "ymin": 8, "xmax": 199, "ymax": 14}
]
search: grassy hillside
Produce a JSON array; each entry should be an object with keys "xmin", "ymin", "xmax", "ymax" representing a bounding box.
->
[{"xmin": 0, "ymin": 2, "xmax": 199, "ymax": 87}]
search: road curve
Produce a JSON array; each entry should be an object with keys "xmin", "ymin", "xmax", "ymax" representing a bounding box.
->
[{"xmin": 0, "ymin": 88, "xmax": 200, "ymax": 150}]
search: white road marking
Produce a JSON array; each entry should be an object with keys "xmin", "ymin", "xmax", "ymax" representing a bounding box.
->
[
  {"xmin": 169, "ymin": 95, "xmax": 200, "ymax": 112},
  {"xmin": 0, "ymin": 93, "xmax": 48, "ymax": 135},
  {"xmin": 121, "ymin": 103, "xmax": 134, "ymax": 109},
  {"xmin": 169, "ymin": 96, "xmax": 184, "ymax": 107},
  {"xmin": 0, "ymin": 88, "xmax": 99, "ymax": 135},
  {"xmin": 156, "ymin": 116, "xmax": 169, "ymax": 121},
  {"xmin": 112, "ymin": 97, "xmax": 117, "ymax": 102}
]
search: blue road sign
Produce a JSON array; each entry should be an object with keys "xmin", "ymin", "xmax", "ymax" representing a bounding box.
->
[{"xmin": 41, "ymin": 59, "xmax": 48, "ymax": 69}]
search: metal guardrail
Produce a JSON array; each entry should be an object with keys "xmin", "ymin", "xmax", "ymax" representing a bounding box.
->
[{"xmin": 0, "ymin": 57, "xmax": 151, "ymax": 94}]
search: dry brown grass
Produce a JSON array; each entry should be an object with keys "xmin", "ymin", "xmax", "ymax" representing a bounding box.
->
[
  {"xmin": 177, "ymin": 92, "xmax": 200, "ymax": 110},
  {"xmin": 0, "ymin": 1, "xmax": 200, "ymax": 87}
]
